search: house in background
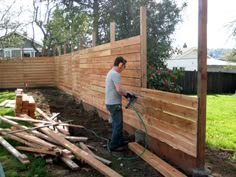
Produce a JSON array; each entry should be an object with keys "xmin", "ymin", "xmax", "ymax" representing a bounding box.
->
[
  {"xmin": 167, "ymin": 47, "xmax": 236, "ymax": 73},
  {"xmin": 0, "ymin": 31, "xmax": 42, "ymax": 59}
]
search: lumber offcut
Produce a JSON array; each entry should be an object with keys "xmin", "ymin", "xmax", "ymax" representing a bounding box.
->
[
  {"xmin": 128, "ymin": 142, "xmax": 187, "ymax": 177},
  {"xmin": 0, "ymin": 136, "xmax": 30, "ymax": 164},
  {"xmin": 37, "ymin": 125, "xmax": 122, "ymax": 177}
]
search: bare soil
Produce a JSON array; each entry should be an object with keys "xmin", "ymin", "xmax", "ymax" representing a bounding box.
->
[{"xmin": 26, "ymin": 88, "xmax": 235, "ymax": 177}]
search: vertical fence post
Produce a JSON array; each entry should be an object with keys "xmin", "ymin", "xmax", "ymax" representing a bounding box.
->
[
  {"xmin": 58, "ymin": 46, "xmax": 61, "ymax": 56},
  {"xmin": 196, "ymin": 0, "xmax": 208, "ymax": 172},
  {"xmin": 110, "ymin": 22, "xmax": 115, "ymax": 42},
  {"xmin": 21, "ymin": 47, "xmax": 24, "ymax": 59},
  {"xmin": 71, "ymin": 42, "xmax": 74, "ymax": 53},
  {"xmin": 64, "ymin": 43, "xmax": 67, "ymax": 54},
  {"xmin": 140, "ymin": 6, "xmax": 147, "ymax": 88},
  {"xmin": 92, "ymin": 31, "xmax": 96, "ymax": 47},
  {"xmin": 53, "ymin": 47, "xmax": 56, "ymax": 56}
]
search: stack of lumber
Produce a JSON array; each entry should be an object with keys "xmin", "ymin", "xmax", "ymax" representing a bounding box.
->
[
  {"xmin": 15, "ymin": 92, "xmax": 36, "ymax": 118},
  {"xmin": 0, "ymin": 107, "xmax": 121, "ymax": 177}
]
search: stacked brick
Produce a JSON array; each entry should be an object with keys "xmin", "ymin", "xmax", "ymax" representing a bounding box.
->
[{"xmin": 15, "ymin": 89, "xmax": 36, "ymax": 118}]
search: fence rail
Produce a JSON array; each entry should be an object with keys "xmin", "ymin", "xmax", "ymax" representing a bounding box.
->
[{"xmin": 177, "ymin": 71, "xmax": 236, "ymax": 94}]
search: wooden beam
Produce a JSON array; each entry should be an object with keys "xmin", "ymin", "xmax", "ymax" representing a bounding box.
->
[
  {"xmin": 110, "ymin": 22, "xmax": 115, "ymax": 42},
  {"xmin": 53, "ymin": 47, "xmax": 56, "ymax": 56},
  {"xmin": 128, "ymin": 142, "xmax": 187, "ymax": 177},
  {"xmin": 0, "ymin": 136, "xmax": 30, "ymax": 164},
  {"xmin": 0, "ymin": 128, "xmax": 43, "ymax": 149},
  {"xmin": 60, "ymin": 157, "xmax": 80, "ymax": 170},
  {"xmin": 92, "ymin": 31, "xmax": 96, "ymax": 47},
  {"xmin": 197, "ymin": 0, "xmax": 207, "ymax": 168},
  {"xmin": 64, "ymin": 43, "xmax": 67, "ymax": 54},
  {"xmin": 65, "ymin": 136, "xmax": 88, "ymax": 142},
  {"xmin": 79, "ymin": 142, "xmax": 112, "ymax": 166},
  {"xmin": 37, "ymin": 125, "xmax": 122, "ymax": 177},
  {"xmin": 16, "ymin": 146, "xmax": 61, "ymax": 156},
  {"xmin": 140, "ymin": 6, "xmax": 147, "ymax": 88}
]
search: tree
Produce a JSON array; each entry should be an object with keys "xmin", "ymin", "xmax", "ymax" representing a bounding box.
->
[
  {"xmin": 0, "ymin": 0, "xmax": 26, "ymax": 57},
  {"xmin": 223, "ymin": 49, "xmax": 236, "ymax": 62},
  {"xmin": 47, "ymin": 5, "xmax": 91, "ymax": 50},
  {"xmin": 32, "ymin": 0, "xmax": 59, "ymax": 55}
]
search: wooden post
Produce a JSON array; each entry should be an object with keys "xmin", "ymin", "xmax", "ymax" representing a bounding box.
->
[
  {"xmin": 53, "ymin": 47, "xmax": 56, "ymax": 56},
  {"xmin": 21, "ymin": 47, "xmax": 24, "ymax": 59},
  {"xmin": 197, "ymin": 0, "xmax": 207, "ymax": 169},
  {"xmin": 64, "ymin": 43, "xmax": 67, "ymax": 54},
  {"xmin": 92, "ymin": 31, "xmax": 96, "ymax": 47},
  {"xmin": 57, "ymin": 46, "xmax": 61, "ymax": 56},
  {"xmin": 110, "ymin": 22, "xmax": 115, "ymax": 42},
  {"xmin": 140, "ymin": 6, "xmax": 147, "ymax": 88},
  {"xmin": 71, "ymin": 42, "xmax": 74, "ymax": 53},
  {"xmin": 79, "ymin": 36, "xmax": 84, "ymax": 50}
]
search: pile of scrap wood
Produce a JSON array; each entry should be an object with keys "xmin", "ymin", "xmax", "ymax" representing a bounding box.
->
[{"xmin": 0, "ymin": 106, "xmax": 122, "ymax": 177}]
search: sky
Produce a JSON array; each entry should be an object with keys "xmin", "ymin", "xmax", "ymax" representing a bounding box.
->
[
  {"xmin": 2, "ymin": 0, "xmax": 236, "ymax": 49},
  {"xmin": 173, "ymin": 0, "xmax": 236, "ymax": 49}
]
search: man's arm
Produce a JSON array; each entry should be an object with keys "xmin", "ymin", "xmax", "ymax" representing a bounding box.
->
[{"xmin": 114, "ymin": 82, "xmax": 127, "ymax": 97}]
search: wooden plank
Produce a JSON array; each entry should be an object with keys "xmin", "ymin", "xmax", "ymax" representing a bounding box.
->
[
  {"xmin": 128, "ymin": 142, "xmax": 187, "ymax": 177},
  {"xmin": 37, "ymin": 126, "xmax": 122, "ymax": 177},
  {"xmin": 111, "ymin": 36, "xmax": 140, "ymax": 48},
  {"xmin": 136, "ymin": 96, "xmax": 197, "ymax": 120},
  {"xmin": 111, "ymin": 44, "xmax": 140, "ymax": 55},
  {"xmin": 0, "ymin": 100, "xmax": 10, "ymax": 107},
  {"xmin": 140, "ymin": 6, "xmax": 147, "ymax": 88},
  {"xmin": 124, "ymin": 113, "xmax": 196, "ymax": 157},
  {"xmin": 197, "ymin": 0, "xmax": 207, "ymax": 168},
  {"xmin": 16, "ymin": 146, "xmax": 60, "ymax": 156},
  {"xmin": 79, "ymin": 142, "xmax": 112, "ymax": 166},
  {"xmin": 60, "ymin": 157, "xmax": 80, "ymax": 170},
  {"xmin": 0, "ymin": 128, "xmax": 43, "ymax": 149},
  {"xmin": 0, "ymin": 136, "xmax": 30, "ymax": 164},
  {"xmin": 140, "ymin": 88, "xmax": 198, "ymax": 109},
  {"xmin": 110, "ymin": 22, "xmax": 115, "ymax": 42},
  {"xmin": 65, "ymin": 136, "xmax": 88, "ymax": 142}
]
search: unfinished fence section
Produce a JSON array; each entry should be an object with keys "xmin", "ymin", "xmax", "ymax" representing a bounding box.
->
[
  {"xmin": 0, "ymin": 57, "xmax": 56, "ymax": 88},
  {"xmin": 125, "ymin": 88, "xmax": 198, "ymax": 171}
]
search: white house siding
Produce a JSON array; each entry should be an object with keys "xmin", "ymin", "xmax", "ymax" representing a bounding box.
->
[
  {"xmin": 167, "ymin": 58, "xmax": 197, "ymax": 71},
  {"xmin": 167, "ymin": 47, "xmax": 236, "ymax": 73}
]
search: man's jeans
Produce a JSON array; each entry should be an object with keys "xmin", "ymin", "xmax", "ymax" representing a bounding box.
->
[{"xmin": 106, "ymin": 104, "xmax": 123, "ymax": 149}]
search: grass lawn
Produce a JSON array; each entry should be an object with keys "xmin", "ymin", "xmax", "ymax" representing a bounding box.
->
[{"xmin": 206, "ymin": 94, "xmax": 236, "ymax": 160}]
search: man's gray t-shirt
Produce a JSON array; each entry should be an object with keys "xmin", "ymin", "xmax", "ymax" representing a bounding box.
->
[{"xmin": 105, "ymin": 68, "xmax": 121, "ymax": 105}]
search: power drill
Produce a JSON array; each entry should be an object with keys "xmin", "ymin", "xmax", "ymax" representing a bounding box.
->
[{"xmin": 125, "ymin": 93, "xmax": 137, "ymax": 109}]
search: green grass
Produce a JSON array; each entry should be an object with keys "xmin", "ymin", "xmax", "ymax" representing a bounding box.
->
[
  {"xmin": 0, "ymin": 90, "xmax": 51, "ymax": 177},
  {"xmin": 206, "ymin": 94, "xmax": 236, "ymax": 160}
]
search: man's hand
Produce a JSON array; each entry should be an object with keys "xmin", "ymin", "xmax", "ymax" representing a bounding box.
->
[{"xmin": 125, "ymin": 92, "xmax": 136, "ymax": 99}]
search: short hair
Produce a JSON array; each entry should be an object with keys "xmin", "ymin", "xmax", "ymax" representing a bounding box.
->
[{"xmin": 114, "ymin": 56, "xmax": 127, "ymax": 66}]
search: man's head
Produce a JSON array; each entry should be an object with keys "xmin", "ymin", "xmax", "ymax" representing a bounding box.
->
[{"xmin": 114, "ymin": 56, "xmax": 127, "ymax": 72}]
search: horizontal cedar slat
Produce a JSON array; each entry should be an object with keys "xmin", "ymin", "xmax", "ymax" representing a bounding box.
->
[
  {"xmin": 111, "ymin": 36, "xmax": 140, "ymax": 48},
  {"xmin": 124, "ymin": 113, "xmax": 196, "ymax": 157},
  {"xmin": 141, "ymin": 88, "xmax": 198, "ymax": 109},
  {"xmin": 136, "ymin": 96, "xmax": 197, "ymax": 120}
]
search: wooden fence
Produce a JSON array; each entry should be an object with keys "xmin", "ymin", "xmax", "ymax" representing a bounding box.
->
[
  {"xmin": 0, "ymin": 6, "xmax": 207, "ymax": 175},
  {"xmin": 0, "ymin": 57, "xmax": 56, "ymax": 88},
  {"xmin": 0, "ymin": 35, "xmax": 199, "ymax": 174},
  {"xmin": 177, "ymin": 71, "xmax": 236, "ymax": 94}
]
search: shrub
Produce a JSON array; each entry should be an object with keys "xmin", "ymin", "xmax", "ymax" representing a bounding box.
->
[{"xmin": 147, "ymin": 65, "xmax": 184, "ymax": 93}]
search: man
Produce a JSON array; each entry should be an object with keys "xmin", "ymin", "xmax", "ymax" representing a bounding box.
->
[{"xmin": 105, "ymin": 56, "xmax": 133, "ymax": 151}]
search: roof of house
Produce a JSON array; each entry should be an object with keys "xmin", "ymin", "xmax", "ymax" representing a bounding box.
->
[
  {"xmin": 170, "ymin": 47, "xmax": 236, "ymax": 66},
  {"xmin": 0, "ymin": 31, "xmax": 43, "ymax": 47}
]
